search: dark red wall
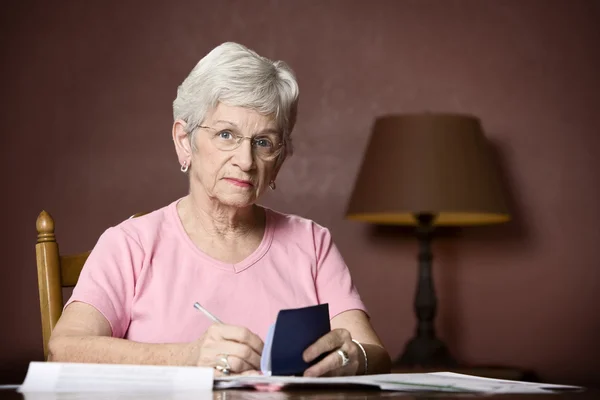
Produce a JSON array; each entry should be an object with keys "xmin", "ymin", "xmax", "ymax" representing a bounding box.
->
[{"xmin": 1, "ymin": 0, "xmax": 599, "ymax": 385}]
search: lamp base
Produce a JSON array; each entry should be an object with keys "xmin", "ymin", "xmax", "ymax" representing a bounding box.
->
[
  {"xmin": 395, "ymin": 213, "xmax": 458, "ymax": 368},
  {"xmin": 395, "ymin": 336, "xmax": 457, "ymax": 367}
]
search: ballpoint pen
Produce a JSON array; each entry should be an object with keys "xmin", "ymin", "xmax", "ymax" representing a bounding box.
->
[{"xmin": 193, "ymin": 301, "xmax": 223, "ymax": 324}]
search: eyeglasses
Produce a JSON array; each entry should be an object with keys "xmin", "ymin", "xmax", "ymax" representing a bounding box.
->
[{"xmin": 196, "ymin": 125, "xmax": 284, "ymax": 160}]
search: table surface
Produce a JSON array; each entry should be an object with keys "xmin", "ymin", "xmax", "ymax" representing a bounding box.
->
[{"xmin": 0, "ymin": 388, "xmax": 596, "ymax": 400}]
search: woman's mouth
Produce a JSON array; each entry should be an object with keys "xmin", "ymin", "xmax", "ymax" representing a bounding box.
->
[{"xmin": 224, "ymin": 178, "xmax": 254, "ymax": 188}]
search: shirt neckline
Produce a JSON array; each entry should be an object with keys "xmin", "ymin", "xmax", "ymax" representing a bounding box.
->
[{"xmin": 169, "ymin": 198, "xmax": 274, "ymax": 273}]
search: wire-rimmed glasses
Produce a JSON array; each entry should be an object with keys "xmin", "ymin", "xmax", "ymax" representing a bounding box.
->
[{"xmin": 196, "ymin": 125, "xmax": 284, "ymax": 161}]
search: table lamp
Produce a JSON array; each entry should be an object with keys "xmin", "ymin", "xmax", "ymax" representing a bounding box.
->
[{"xmin": 345, "ymin": 113, "xmax": 510, "ymax": 367}]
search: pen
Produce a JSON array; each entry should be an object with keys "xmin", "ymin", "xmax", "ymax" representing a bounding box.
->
[{"xmin": 193, "ymin": 301, "xmax": 223, "ymax": 324}]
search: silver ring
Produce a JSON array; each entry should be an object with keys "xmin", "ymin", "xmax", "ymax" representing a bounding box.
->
[
  {"xmin": 337, "ymin": 349, "xmax": 350, "ymax": 367},
  {"xmin": 215, "ymin": 354, "xmax": 232, "ymax": 375}
]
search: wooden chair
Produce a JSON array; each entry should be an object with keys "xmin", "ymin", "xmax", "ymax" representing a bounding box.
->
[{"xmin": 35, "ymin": 210, "xmax": 146, "ymax": 359}]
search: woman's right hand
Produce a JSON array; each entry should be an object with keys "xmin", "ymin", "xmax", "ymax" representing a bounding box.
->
[{"xmin": 187, "ymin": 324, "xmax": 264, "ymax": 375}]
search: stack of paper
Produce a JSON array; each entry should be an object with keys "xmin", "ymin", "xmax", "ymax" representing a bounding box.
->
[
  {"xmin": 216, "ymin": 372, "xmax": 583, "ymax": 394},
  {"xmin": 18, "ymin": 362, "xmax": 213, "ymax": 393}
]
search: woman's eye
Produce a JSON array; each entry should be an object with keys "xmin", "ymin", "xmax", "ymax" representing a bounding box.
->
[
  {"xmin": 254, "ymin": 138, "xmax": 273, "ymax": 148},
  {"xmin": 218, "ymin": 131, "xmax": 234, "ymax": 140}
]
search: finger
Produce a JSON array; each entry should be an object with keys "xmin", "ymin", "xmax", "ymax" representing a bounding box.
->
[
  {"xmin": 239, "ymin": 369, "xmax": 262, "ymax": 376},
  {"xmin": 303, "ymin": 329, "xmax": 347, "ymax": 363},
  {"xmin": 303, "ymin": 345, "xmax": 357, "ymax": 377},
  {"xmin": 216, "ymin": 340, "xmax": 262, "ymax": 370},
  {"xmin": 223, "ymin": 369, "xmax": 262, "ymax": 377},
  {"xmin": 213, "ymin": 324, "xmax": 264, "ymax": 355},
  {"xmin": 220, "ymin": 354, "xmax": 256, "ymax": 374},
  {"xmin": 213, "ymin": 369, "xmax": 229, "ymax": 378},
  {"xmin": 303, "ymin": 348, "xmax": 344, "ymax": 377}
]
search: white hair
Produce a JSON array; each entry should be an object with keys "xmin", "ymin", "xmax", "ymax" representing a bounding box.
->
[{"xmin": 173, "ymin": 42, "xmax": 299, "ymax": 160}]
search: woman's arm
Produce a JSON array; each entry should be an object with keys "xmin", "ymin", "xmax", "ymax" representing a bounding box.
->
[
  {"xmin": 49, "ymin": 302, "xmax": 264, "ymax": 373},
  {"xmin": 49, "ymin": 302, "xmax": 195, "ymax": 365},
  {"xmin": 302, "ymin": 309, "xmax": 391, "ymax": 376}
]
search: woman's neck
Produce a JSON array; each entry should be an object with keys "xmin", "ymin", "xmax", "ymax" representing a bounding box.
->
[{"xmin": 181, "ymin": 194, "xmax": 263, "ymax": 240}]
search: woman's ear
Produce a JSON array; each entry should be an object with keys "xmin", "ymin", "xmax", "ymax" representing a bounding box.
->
[{"xmin": 172, "ymin": 120, "xmax": 193, "ymax": 163}]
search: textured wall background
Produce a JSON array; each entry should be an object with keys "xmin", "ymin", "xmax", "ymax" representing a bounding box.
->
[{"xmin": 1, "ymin": 0, "xmax": 599, "ymax": 385}]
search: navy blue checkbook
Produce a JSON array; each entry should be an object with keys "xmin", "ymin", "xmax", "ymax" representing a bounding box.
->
[{"xmin": 260, "ymin": 303, "xmax": 331, "ymax": 376}]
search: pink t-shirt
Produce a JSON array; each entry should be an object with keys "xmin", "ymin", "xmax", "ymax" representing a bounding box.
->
[{"xmin": 66, "ymin": 199, "xmax": 367, "ymax": 343}]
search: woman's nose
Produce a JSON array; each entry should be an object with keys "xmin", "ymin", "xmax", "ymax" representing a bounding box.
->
[{"xmin": 232, "ymin": 138, "xmax": 255, "ymax": 170}]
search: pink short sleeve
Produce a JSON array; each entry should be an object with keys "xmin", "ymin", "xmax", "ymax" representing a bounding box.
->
[
  {"xmin": 65, "ymin": 226, "xmax": 143, "ymax": 338},
  {"xmin": 313, "ymin": 224, "xmax": 368, "ymax": 319}
]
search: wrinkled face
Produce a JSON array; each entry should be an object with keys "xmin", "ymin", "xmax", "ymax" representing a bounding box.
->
[{"xmin": 180, "ymin": 103, "xmax": 283, "ymax": 208}]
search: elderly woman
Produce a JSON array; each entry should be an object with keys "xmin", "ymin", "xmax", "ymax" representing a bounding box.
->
[{"xmin": 49, "ymin": 42, "xmax": 391, "ymax": 377}]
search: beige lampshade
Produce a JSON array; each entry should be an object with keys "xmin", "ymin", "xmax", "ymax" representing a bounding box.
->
[{"xmin": 345, "ymin": 113, "xmax": 510, "ymax": 226}]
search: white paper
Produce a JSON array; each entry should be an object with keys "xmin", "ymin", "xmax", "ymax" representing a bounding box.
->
[
  {"xmin": 21, "ymin": 393, "xmax": 213, "ymax": 400},
  {"xmin": 216, "ymin": 372, "xmax": 583, "ymax": 394},
  {"xmin": 430, "ymin": 372, "xmax": 583, "ymax": 393},
  {"xmin": 369, "ymin": 372, "xmax": 582, "ymax": 393},
  {"xmin": 18, "ymin": 362, "xmax": 213, "ymax": 393}
]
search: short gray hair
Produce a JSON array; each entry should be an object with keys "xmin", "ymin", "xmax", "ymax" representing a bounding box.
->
[{"xmin": 173, "ymin": 42, "xmax": 299, "ymax": 159}]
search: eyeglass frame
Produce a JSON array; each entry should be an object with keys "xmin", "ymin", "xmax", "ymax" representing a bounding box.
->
[{"xmin": 189, "ymin": 123, "xmax": 285, "ymax": 161}]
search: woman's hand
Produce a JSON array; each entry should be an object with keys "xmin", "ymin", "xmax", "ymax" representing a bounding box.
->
[
  {"xmin": 187, "ymin": 324, "xmax": 264, "ymax": 376},
  {"xmin": 302, "ymin": 328, "xmax": 360, "ymax": 377}
]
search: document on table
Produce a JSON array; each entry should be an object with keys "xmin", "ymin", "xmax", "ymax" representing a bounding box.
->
[
  {"xmin": 15, "ymin": 361, "xmax": 584, "ymax": 395},
  {"xmin": 18, "ymin": 362, "xmax": 213, "ymax": 393},
  {"xmin": 216, "ymin": 372, "xmax": 584, "ymax": 394}
]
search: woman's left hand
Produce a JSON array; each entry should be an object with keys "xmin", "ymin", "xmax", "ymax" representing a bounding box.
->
[{"xmin": 301, "ymin": 328, "xmax": 360, "ymax": 377}]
